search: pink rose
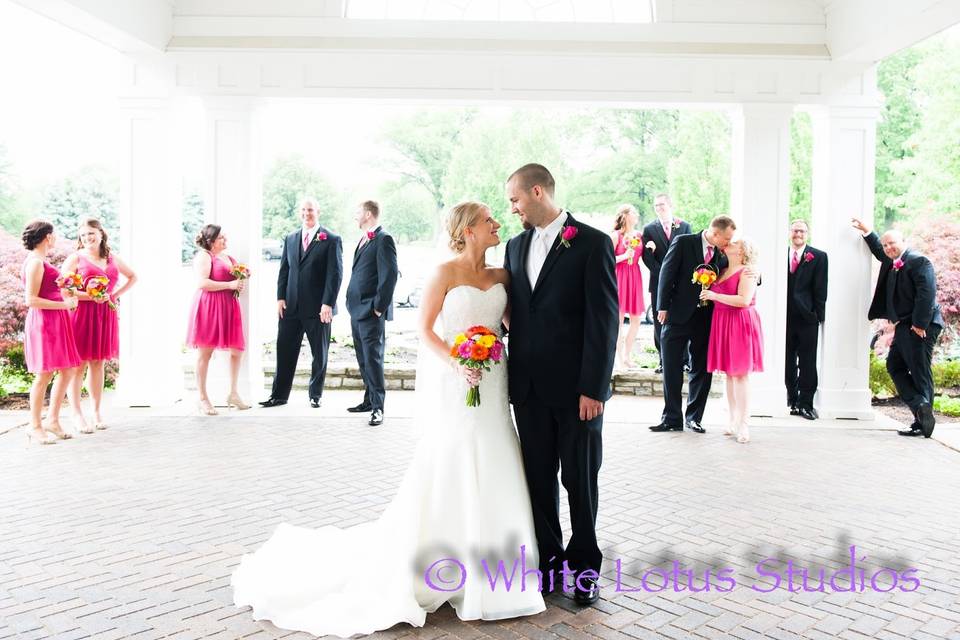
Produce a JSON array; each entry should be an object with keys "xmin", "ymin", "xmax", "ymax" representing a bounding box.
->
[
  {"xmin": 804, "ymin": 251, "xmax": 814, "ymax": 262},
  {"xmin": 892, "ymin": 258, "xmax": 904, "ymax": 271},
  {"xmin": 367, "ymin": 230, "xmax": 376, "ymax": 240},
  {"xmin": 317, "ymin": 232, "xmax": 328, "ymax": 241},
  {"xmin": 559, "ymin": 224, "xmax": 578, "ymax": 249}
]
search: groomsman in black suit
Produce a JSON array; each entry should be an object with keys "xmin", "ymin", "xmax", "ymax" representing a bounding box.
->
[
  {"xmin": 641, "ymin": 194, "xmax": 691, "ymax": 373},
  {"xmin": 345, "ymin": 200, "xmax": 398, "ymax": 427},
  {"xmin": 651, "ymin": 215, "xmax": 735, "ymax": 433},
  {"xmin": 261, "ymin": 198, "xmax": 343, "ymax": 408},
  {"xmin": 504, "ymin": 164, "xmax": 618, "ymax": 606},
  {"xmin": 785, "ymin": 220, "xmax": 828, "ymax": 420},
  {"xmin": 852, "ymin": 217, "xmax": 943, "ymax": 438}
]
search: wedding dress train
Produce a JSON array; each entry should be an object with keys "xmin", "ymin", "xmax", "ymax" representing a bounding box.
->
[{"xmin": 232, "ymin": 283, "xmax": 545, "ymax": 636}]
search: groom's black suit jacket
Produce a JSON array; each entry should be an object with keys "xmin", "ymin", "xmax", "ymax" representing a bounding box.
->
[
  {"xmin": 504, "ymin": 213, "xmax": 619, "ymax": 408},
  {"xmin": 657, "ymin": 231, "xmax": 727, "ymax": 326},
  {"xmin": 863, "ymin": 232, "xmax": 942, "ymax": 329},
  {"xmin": 277, "ymin": 226, "xmax": 343, "ymax": 319},
  {"xmin": 346, "ymin": 228, "xmax": 399, "ymax": 321},
  {"xmin": 641, "ymin": 218, "xmax": 692, "ymax": 295},
  {"xmin": 787, "ymin": 245, "xmax": 828, "ymax": 324}
]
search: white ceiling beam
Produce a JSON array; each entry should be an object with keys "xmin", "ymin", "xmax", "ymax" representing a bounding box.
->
[
  {"xmin": 826, "ymin": 0, "xmax": 960, "ymax": 61},
  {"xmin": 10, "ymin": 0, "xmax": 172, "ymax": 51}
]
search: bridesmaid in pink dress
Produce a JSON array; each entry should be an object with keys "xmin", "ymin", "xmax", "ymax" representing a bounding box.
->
[
  {"xmin": 21, "ymin": 220, "xmax": 82, "ymax": 445},
  {"xmin": 609, "ymin": 204, "xmax": 646, "ymax": 369},
  {"xmin": 61, "ymin": 219, "xmax": 138, "ymax": 433},
  {"xmin": 701, "ymin": 238, "xmax": 763, "ymax": 443},
  {"xmin": 186, "ymin": 224, "xmax": 249, "ymax": 416}
]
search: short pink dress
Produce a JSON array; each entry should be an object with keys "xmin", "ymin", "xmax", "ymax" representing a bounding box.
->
[
  {"xmin": 23, "ymin": 260, "xmax": 82, "ymax": 373},
  {"xmin": 186, "ymin": 251, "xmax": 245, "ymax": 351},
  {"xmin": 72, "ymin": 254, "xmax": 120, "ymax": 361},
  {"xmin": 615, "ymin": 231, "xmax": 645, "ymax": 315},
  {"xmin": 707, "ymin": 268, "xmax": 764, "ymax": 376}
]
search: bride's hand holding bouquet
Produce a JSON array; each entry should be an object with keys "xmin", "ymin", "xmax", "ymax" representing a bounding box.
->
[{"xmin": 449, "ymin": 325, "xmax": 504, "ymax": 407}]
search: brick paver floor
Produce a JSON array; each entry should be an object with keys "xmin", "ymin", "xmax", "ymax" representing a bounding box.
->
[{"xmin": 2, "ymin": 412, "xmax": 959, "ymax": 639}]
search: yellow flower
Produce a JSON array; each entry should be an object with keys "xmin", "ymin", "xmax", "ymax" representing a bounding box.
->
[
  {"xmin": 478, "ymin": 335, "xmax": 496, "ymax": 348},
  {"xmin": 454, "ymin": 334, "xmax": 467, "ymax": 346}
]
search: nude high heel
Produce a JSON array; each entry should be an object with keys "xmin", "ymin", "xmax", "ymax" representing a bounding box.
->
[
  {"xmin": 27, "ymin": 428, "xmax": 56, "ymax": 445},
  {"xmin": 226, "ymin": 393, "xmax": 251, "ymax": 410},
  {"xmin": 198, "ymin": 399, "xmax": 219, "ymax": 416}
]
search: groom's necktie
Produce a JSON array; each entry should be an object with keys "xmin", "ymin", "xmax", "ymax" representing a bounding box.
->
[
  {"xmin": 790, "ymin": 250, "xmax": 800, "ymax": 274},
  {"xmin": 302, "ymin": 231, "xmax": 311, "ymax": 252},
  {"xmin": 528, "ymin": 231, "xmax": 549, "ymax": 288},
  {"xmin": 704, "ymin": 245, "xmax": 714, "ymax": 264},
  {"xmin": 663, "ymin": 222, "xmax": 671, "ymax": 241}
]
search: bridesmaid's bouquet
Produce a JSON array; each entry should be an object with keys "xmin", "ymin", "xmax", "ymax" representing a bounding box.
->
[
  {"xmin": 230, "ymin": 263, "xmax": 251, "ymax": 298},
  {"xmin": 85, "ymin": 276, "xmax": 118, "ymax": 311},
  {"xmin": 449, "ymin": 325, "xmax": 504, "ymax": 407},
  {"xmin": 626, "ymin": 234, "xmax": 642, "ymax": 265},
  {"xmin": 692, "ymin": 264, "xmax": 719, "ymax": 307},
  {"xmin": 55, "ymin": 272, "xmax": 83, "ymax": 294}
]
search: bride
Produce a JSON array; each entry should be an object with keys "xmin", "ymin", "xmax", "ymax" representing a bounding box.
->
[{"xmin": 232, "ymin": 201, "xmax": 545, "ymax": 636}]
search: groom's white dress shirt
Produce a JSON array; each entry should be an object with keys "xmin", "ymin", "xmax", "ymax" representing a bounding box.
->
[{"xmin": 527, "ymin": 210, "xmax": 568, "ymax": 289}]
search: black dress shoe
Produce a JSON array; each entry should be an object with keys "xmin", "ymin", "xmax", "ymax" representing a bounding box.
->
[
  {"xmin": 798, "ymin": 407, "xmax": 817, "ymax": 421},
  {"xmin": 369, "ymin": 409, "xmax": 383, "ymax": 426},
  {"xmin": 310, "ymin": 397, "xmax": 321, "ymax": 408},
  {"xmin": 898, "ymin": 425, "xmax": 924, "ymax": 437},
  {"xmin": 649, "ymin": 423, "xmax": 682, "ymax": 432},
  {"xmin": 916, "ymin": 402, "xmax": 935, "ymax": 438},
  {"xmin": 685, "ymin": 419, "xmax": 706, "ymax": 433},
  {"xmin": 789, "ymin": 405, "xmax": 800, "ymax": 416},
  {"xmin": 347, "ymin": 402, "xmax": 372, "ymax": 413},
  {"xmin": 573, "ymin": 577, "xmax": 600, "ymax": 605},
  {"xmin": 259, "ymin": 397, "xmax": 287, "ymax": 408}
]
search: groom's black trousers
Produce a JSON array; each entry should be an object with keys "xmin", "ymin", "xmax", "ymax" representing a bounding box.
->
[
  {"xmin": 513, "ymin": 394, "xmax": 603, "ymax": 578},
  {"xmin": 660, "ymin": 307, "xmax": 712, "ymax": 426}
]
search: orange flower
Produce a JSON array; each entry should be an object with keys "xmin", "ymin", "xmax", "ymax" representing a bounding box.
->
[
  {"xmin": 466, "ymin": 325, "xmax": 492, "ymax": 338},
  {"xmin": 470, "ymin": 343, "xmax": 490, "ymax": 361},
  {"xmin": 450, "ymin": 344, "xmax": 460, "ymax": 357}
]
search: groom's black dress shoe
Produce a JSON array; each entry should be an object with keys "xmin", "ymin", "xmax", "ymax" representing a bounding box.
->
[
  {"xmin": 259, "ymin": 397, "xmax": 287, "ymax": 408},
  {"xmin": 789, "ymin": 404, "xmax": 800, "ymax": 416},
  {"xmin": 573, "ymin": 577, "xmax": 600, "ymax": 605},
  {"xmin": 798, "ymin": 407, "xmax": 817, "ymax": 421},
  {"xmin": 916, "ymin": 402, "xmax": 935, "ymax": 438},
  {"xmin": 348, "ymin": 402, "xmax": 372, "ymax": 413},
  {"xmin": 898, "ymin": 425, "xmax": 924, "ymax": 437},
  {"xmin": 310, "ymin": 397, "xmax": 321, "ymax": 408},
  {"xmin": 685, "ymin": 419, "xmax": 706, "ymax": 433},
  {"xmin": 649, "ymin": 423, "xmax": 682, "ymax": 432}
]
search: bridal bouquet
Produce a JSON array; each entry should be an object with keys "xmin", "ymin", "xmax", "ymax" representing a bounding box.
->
[
  {"xmin": 85, "ymin": 275, "xmax": 118, "ymax": 310},
  {"xmin": 449, "ymin": 325, "xmax": 504, "ymax": 407},
  {"xmin": 626, "ymin": 234, "xmax": 642, "ymax": 265},
  {"xmin": 230, "ymin": 263, "xmax": 251, "ymax": 298},
  {"xmin": 692, "ymin": 264, "xmax": 719, "ymax": 307},
  {"xmin": 55, "ymin": 272, "xmax": 83, "ymax": 293}
]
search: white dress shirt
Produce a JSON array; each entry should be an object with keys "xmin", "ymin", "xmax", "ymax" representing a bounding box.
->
[{"xmin": 527, "ymin": 210, "xmax": 568, "ymax": 289}]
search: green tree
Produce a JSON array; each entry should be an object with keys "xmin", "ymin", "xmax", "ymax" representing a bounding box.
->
[
  {"xmin": 376, "ymin": 181, "xmax": 434, "ymax": 243},
  {"xmin": 789, "ymin": 111, "xmax": 813, "ymax": 225},
  {"xmin": 0, "ymin": 145, "xmax": 26, "ymax": 234},
  {"xmin": 262, "ymin": 154, "xmax": 345, "ymax": 240},
  {"xmin": 666, "ymin": 111, "xmax": 731, "ymax": 230},
  {"xmin": 38, "ymin": 166, "xmax": 119, "ymax": 239},
  {"xmin": 181, "ymin": 190, "xmax": 204, "ymax": 262}
]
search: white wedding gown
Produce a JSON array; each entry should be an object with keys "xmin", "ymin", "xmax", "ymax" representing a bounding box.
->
[{"xmin": 232, "ymin": 283, "xmax": 545, "ymax": 637}]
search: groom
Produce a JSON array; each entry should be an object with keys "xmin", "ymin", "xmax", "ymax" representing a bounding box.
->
[{"xmin": 503, "ymin": 164, "xmax": 619, "ymax": 605}]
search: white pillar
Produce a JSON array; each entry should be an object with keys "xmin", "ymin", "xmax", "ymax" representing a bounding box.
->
[
  {"xmin": 201, "ymin": 97, "xmax": 264, "ymax": 404},
  {"xmin": 809, "ymin": 105, "xmax": 879, "ymax": 419},
  {"xmin": 115, "ymin": 97, "xmax": 183, "ymax": 406},
  {"xmin": 730, "ymin": 103, "xmax": 795, "ymax": 418}
]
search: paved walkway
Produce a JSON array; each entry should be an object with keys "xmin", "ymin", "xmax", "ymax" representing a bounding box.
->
[{"xmin": 2, "ymin": 392, "xmax": 959, "ymax": 640}]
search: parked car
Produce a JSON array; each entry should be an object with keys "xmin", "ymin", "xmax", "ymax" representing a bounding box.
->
[
  {"xmin": 262, "ymin": 238, "xmax": 283, "ymax": 261},
  {"xmin": 394, "ymin": 273, "xmax": 423, "ymax": 308}
]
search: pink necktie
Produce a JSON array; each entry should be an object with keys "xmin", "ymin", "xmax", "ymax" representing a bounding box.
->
[
  {"xmin": 790, "ymin": 251, "xmax": 799, "ymax": 274},
  {"xmin": 663, "ymin": 223, "xmax": 671, "ymax": 241},
  {"xmin": 302, "ymin": 232, "xmax": 310, "ymax": 252},
  {"xmin": 705, "ymin": 245, "xmax": 714, "ymax": 263}
]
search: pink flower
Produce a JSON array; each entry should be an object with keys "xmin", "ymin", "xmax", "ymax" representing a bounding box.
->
[
  {"xmin": 458, "ymin": 341, "xmax": 472, "ymax": 359},
  {"xmin": 892, "ymin": 258, "xmax": 904, "ymax": 271},
  {"xmin": 366, "ymin": 230, "xmax": 376, "ymax": 240},
  {"xmin": 559, "ymin": 224, "xmax": 578, "ymax": 249},
  {"xmin": 672, "ymin": 219, "xmax": 683, "ymax": 230},
  {"xmin": 489, "ymin": 341, "xmax": 503, "ymax": 362},
  {"xmin": 316, "ymin": 232, "xmax": 328, "ymax": 241},
  {"xmin": 804, "ymin": 251, "xmax": 814, "ymax": 262}
]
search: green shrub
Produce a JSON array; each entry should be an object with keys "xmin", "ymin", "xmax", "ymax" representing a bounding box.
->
[
  {"xmin": 934, "ymin": 395, "xmax": 960, "ymax": 416},
  {"xmin": 1, "ymin": 342, "xmax": 26, "ymax": 374},
  {"xmin": 869, "ymin": 352, "xmax": 896, "ymax": 397},
  {"xmin": 933, "ymin": 359, "xmax": 960, "ymax": 390},
  {"xmin": 871, "ymin": 352, "xmax": 960, "ymax": 398}
]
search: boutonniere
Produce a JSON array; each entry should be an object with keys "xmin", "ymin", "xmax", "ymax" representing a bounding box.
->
[
  {"xmin": 672, "ymin": 219, "xmax": 683, "ymax": 230},
  {"xmin": 366, "ymin": 229, "xmax": 376, "ymax": 241},
  {"xmin": 558, "ymin": 224, "xmax": 578, "ymax": 250},
  {"xmin": 892, "ymin": 258, "xmax": 904, "ymax": 271},
  {"xmin": 315, "ymin": 231, "xmax": 328, "ymax": 242},
  {"xmin": 804, "ymin": 251, "xmax": 814, "ymax": 263}
]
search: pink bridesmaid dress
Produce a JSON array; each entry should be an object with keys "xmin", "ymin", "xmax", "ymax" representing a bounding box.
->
[
  {"xmin": 73, "ymin": 254, "xmax": 120, "ymax": 361},
  {"xmin": 186, "ymin": 251, "xmax": 245, "ymax": 351},
  {"xmin": 707, "ymin": 268, "xmax": 764, "ymax": 375},
  {"xmin": 22, "ymin": 260, "xmax": 82, "ymax": 373},
  {"xmin": 615, "ymin": 231, "xmax": 645, "ymax": 315}
]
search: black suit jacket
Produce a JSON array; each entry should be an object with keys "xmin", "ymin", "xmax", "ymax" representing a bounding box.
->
[
  {"xmin": 346, "ymin": 228, "xmax": 399, "ymax": 321},
  {"xmin": 641, "ymin": 218, "xmax": 692, "ymax": 295},
  {"xmin": 787, "ymin": 245, "xmax": 828, "ymax": 324},
  {"xmin": 277, "ymin": 226, "xmax": 343, "ymax": 319},
  {"xmin": 657, "ymin": 231, "xmax": 727, "ymax": 326},
  {"xmin": 504, "ymin": 213, "xmax": 619, "ymax": 408},
  {"xmin": 863, "ymin": 232, "xmax": 942, "ymax": 329}
]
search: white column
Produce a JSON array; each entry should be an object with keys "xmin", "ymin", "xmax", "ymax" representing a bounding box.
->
[
  {"xmin": 115, "ymin": 97, "xmax": 183, "ymax": 406},
  {"xmin": 201, "ymin": 97, "xmax": 264, "ymax": 403},
  {"xmin": 730, "ymin": 103, "xmax": 795, "ymax": 418},
  {"xmin": 809, "ymin": 105, "xmax": 879, "ymax": 419}
]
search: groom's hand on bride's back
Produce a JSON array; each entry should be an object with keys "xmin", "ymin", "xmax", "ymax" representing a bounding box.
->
[{"xmin": 579, "ymin": 395, "xmax": 603, "ymax": 421}]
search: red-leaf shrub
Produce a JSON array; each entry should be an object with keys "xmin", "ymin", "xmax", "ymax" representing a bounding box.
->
[{"xmin": 910, "ymin": 215, "xmax": 960, "ymax": 353}]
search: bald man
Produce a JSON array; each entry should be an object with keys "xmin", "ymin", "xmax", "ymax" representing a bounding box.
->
[{"xmin": 852, "ymin": 218, "xmax": 942, "ymax": 438}]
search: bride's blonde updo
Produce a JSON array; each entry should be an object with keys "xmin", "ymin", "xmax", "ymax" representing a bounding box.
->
[{"xmin": 446, "ymin": 201, "xmax": 489, "ymax": 254}]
